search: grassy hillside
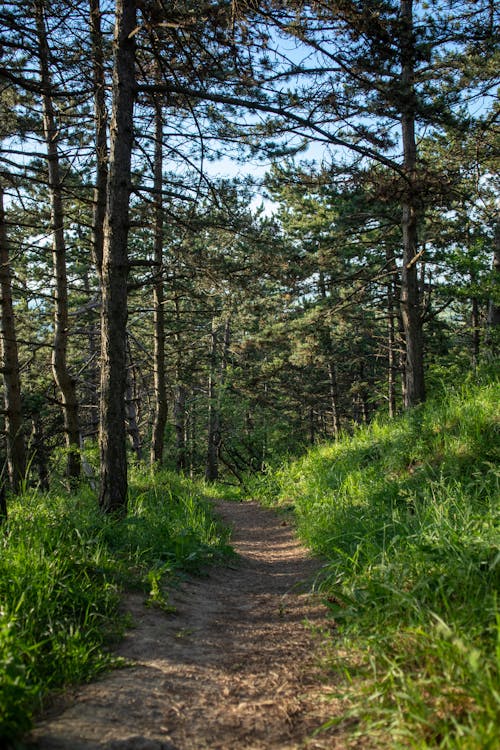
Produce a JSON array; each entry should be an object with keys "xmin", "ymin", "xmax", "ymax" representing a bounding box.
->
[
  {"xmin": 253, "ymin": 372, "xmax": 499, "ymax": 748},
  {"xmin": 0, "ymin": 470, "xmax": 231, "ymax": 742}
]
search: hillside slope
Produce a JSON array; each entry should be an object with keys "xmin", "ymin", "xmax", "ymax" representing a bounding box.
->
[{"xmin": 256, "ymin": 373, "xmax": 499, "ymax": 748}]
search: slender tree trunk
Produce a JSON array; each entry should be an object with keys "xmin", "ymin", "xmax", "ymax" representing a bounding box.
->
[
  {"xmin": 126, "ymin": 340, "xmax": 142, "ymax": 460},
  {"xmin": 173, "ymin": 290, "xmax": 187, "ymax": 470},
  {"xmin": 188, "ymin": 399, "xmax": 196, "ymax": 477},
  {"xmin": 89, "ymin": 0, "xmax": 108, "ymax": 282},
  {"xmin": 471, "ymin": 295, "xmax": 480, "ymax": 367},
  {"xmin": 399, "ymin": 0, "xmax": 425, "ymax": 408},
  {"xmin": 360, "ymin": 394, "xmax": 369, "ymax": 424},
  {"xmin": 327, "ymin": 362, "xmax": 340, "ymax": 439},
  {"xmin": 358, "ymin": 364, "xmax": 369, "ymax": 424},
  {"xmin": 31, "ymin": 415, "xmax": 49, "ymax": 491},
  {"xmin": 35, "ymin": 0, "xmax": 80, "ymax": 480},
  {"xmin": 88, "ymin": 0, "xmax": 106, "ymax": 438},
  {"xmin": 486, "ymin": 219, "xmax": 500, "ymax": 344},
  {"xmin": 394, "ymin": 276, "xmax": 407, "ymax": 406},
  {"xmin": 174, "ymin": 384, "xmax": 187, "ymax": 471},
  {"xmin": 99, "ymin": 0, "xmax": 136, "ymax": 513},
  {"xmin": 205, "ymin": 320, "xmax": 220, "ymax": 482},
  {"xmin": 0, "ymin": 184, "xmax": 26, "ymax": 492},
  {"xmin": 387, "ymin": 250, "xmax": 397, "ymax": 418},
  {"xmin": 82, "ymin": 267, "xmax": 99, "ymax": 438},
  {"xmin": 318, "ymin": 271, "xmax": 340, "ymax": 438},
  {"xmin": 309, "ymin": 406, "xmax": 316, "ymax": 444},
  {"xmin": 388, "ymin": 301, "xmax": 397, "ymax": 418},
  {"xmin": 125, "ymin": 377, "xmax": 141, "ymax": 460},
  {"xmin": 205, "ymin": 317, "xmax": 230, "ymax": 482},
  {"xmin": 150, "ymin": 99, "xmax": 168, "ymax": 465}
]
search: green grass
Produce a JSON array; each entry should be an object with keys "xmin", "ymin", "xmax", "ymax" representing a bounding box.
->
[
  {"xmin": 252, "ymin": 371, "xmax": 500, "ymax": 748},
  {"xmin": 0, "ymin": 468, "xmax": 231, "ymax": 742}
]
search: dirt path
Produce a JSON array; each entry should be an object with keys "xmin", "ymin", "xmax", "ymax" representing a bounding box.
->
[{"xmin": 26, "ymin": 500, "xmax": 348, "ymax": 750}]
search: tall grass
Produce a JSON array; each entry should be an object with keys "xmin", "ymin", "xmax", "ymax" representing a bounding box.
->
[
  {"xmin": 254, "ymin": 373, "xmax": 500, "ymax": 747},
  {"xmin": 0, "ymin": 469, "xmax": 231, "ymax": 742}
]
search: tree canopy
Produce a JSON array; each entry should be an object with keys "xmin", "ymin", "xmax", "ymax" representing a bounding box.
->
[{"xmin": 0, "ymin": 0, "xmax": 498, "ymax": 510}]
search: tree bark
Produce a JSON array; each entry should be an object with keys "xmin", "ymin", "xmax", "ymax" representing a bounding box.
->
[
  {"xmin": 387, "ymin": 250, "xmax": 397, "ymax": 418},
  {"xmin": 205, "ymin": 317, "xmax": 230, "ymax": 482},
  {"xmin": 150, "ymin": 98, "xmax": 168, "ymax": 466},
  {"xmin": 174, "ymin": 384, "xmax": 187, "ymax": 471},
  {"xmin": 35, "ymin": 0, "xmax": 81, "ymax": 480},
  {"xmin": 82, "ymin": 265, "xmax": 99, "ymax": 438},
  {"xmin": 126, "ymin": 340, "xmax": 142, "ymax": 460},
  {"xmin": 31, "ymin": 415, "xmax": 49, "ymax": 491},
  {"xmin": 188, "ymin": 398, "xmax": 196, "ymax": 477},
  {"xmin": 99, "ymin": 0, "xmax": 136, "ymax": 514},
  {"xmin": 89, "ymin": 0, "xmax": 108, "ymax": 282},
  {"xmin": 471, "ymin": 295, "xmax": 480, "ymax": 367},
  {"xmin": 318, "ymin": 272, "xmax": 340, "ymax": 438},
  {"xmin": 486, "ymin": 218, "xmax": 500, "ymax": 342},
  {"xmin": 399, "ymin": 0, "xmax": 425, "ymax": 408},
  {"xmin": 0, "ymin": 183, "xmax": 26, "ymax": 492},
  {"xmin": 327, "ymin": 361, "xmax": 340, "ymax": 439},
  {"xmin": 173, "ymin": 290, "xmax": 186, "ymax": 471},
  {"xmin": 205, "ymin": 320, "xmax": 220, "ymax": 482},
  {"xmin": 88, "ymin": 0, "xmax": 107, "ymax": 438}
]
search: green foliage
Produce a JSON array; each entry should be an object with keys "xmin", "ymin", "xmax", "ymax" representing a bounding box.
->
[
  {"xmin": 254, "ymin": 372, "xmax": 500, "ymax": 747},
  {"xmin": 0, "ymin": 469, "xmax": 231, "ymax": 742}
]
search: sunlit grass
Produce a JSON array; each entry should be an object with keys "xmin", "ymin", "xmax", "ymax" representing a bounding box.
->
[
  {"xmin": 0, "ymin": 468, "xmax": 231, "ymax": 741},
  {"xmin": 255, "ymin": 371, "xmax": 500, "ymax": 747}
]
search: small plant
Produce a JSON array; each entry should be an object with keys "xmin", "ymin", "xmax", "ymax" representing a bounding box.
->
[{"xmin": 146, "ymin": 567, "xmax": 177, "ymax": 613}]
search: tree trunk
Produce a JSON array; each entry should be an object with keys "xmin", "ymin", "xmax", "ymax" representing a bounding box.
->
[
  {"xmin": 393, "ymin": 275, "xmax": 407, "ymax": 406},
  {"xmin": 82, "ymin": 266, "xmax": 99, "ymax": 439},
  {"xmin": 89, "ymin": 0, "xmax": 108, "ymax": 281},
  {"xmin": 387, "ymin": 250, "xmax": 397, "ymax": 418},
  {"xmin": 174, "ymin": 384, "xmax": 187, "ymax": 471},
  {"xmin": 471, "ymin": 295, "xmax": 480, "ymax": 367},
  {"xmin": 205, "ymin": 317, "xmax": 230, "ymax": 482},
  {"xmin": 126, "ymin": 341, "xmax": 142, "ymax": 460},
  {"xmin": 173, "ymin": 289, "xmax": 187, "ymax": 470},
  {"xmin": 99, "ymin": 0, "xmax": 136, "ymax": 513},
  {"xmin": 188, "ymin": 399, "xmax": 196, "ymax": 477},
  {"xmin": 205, "ymin": 320, "xmax": 220, "ymax": 482},
  {"xmin": 35, "ymin": 0, "xmax": 80, "ymax": 480},
  {"xmin": 399, "ymin": 0, "xmax": 425, "ymax": 408},
  {"xmin": 327, "ymin": 362, "xmax": 340, "ymax": 439},
  {"xmin": 0, "ymin": 183, "xmax": 26, "ymax": 492},
  {"xmin": 88, "ymin": 0, "xmax": 106, "ymax": 436},
  {"xmin": 150, "ymin": 98, "xmax": 168, "ymax": 466},
  {"xmin": 318, "ymin": 271, "xmax": 341, "ymax": 438},
  {"xmin": 31, "ymin": 415, "xmax": 49, "ymax": 491},
  {"xmin": 486, "ymin": 219, "xmax": 500, "ymax": 344},
  {"xmin": 309, "ymin": 406, "xmax": 315, "ymax": 445}
]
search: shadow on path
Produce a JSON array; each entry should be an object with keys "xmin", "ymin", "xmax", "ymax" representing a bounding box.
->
[{"xmin": 25, "ymin": 501, "xmax": 343, "ymax": 750}]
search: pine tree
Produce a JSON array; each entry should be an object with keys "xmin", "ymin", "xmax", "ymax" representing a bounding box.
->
[{"xmin": 98, "ymin": 0, "xmax": 137, "ymax": 513}]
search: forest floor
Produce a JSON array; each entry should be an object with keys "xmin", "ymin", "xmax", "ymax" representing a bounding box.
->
[{"xmin": 25, "ymin": 500, "xmax": 364, "ymax": 750}]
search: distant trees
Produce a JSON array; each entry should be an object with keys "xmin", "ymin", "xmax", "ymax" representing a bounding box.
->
[
  {"xmin": 0, "ymin": 0, "xmax": 497, "ymax": 509},
  {"xmin": 177, "ymin": 0, "xmax": 498, "ymax": 408}
]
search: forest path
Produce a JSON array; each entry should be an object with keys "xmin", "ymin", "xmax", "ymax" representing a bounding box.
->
[{"xmin": 26, "ymin": 500, "xmax": 348, "ymax": 750}]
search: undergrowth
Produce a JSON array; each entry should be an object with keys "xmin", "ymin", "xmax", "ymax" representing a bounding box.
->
[
  {"xmin": 252, "ymin": 371, "xmax": 500, "ymax": 748},
  {"xmin": 0, "ymin": 469, "xmax": 231, "ymax": 743}
]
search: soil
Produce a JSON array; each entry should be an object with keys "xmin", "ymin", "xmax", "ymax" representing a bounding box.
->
[{"xmin": 25, "ymin": 500, "xmax": 357, "ymax": 750}]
